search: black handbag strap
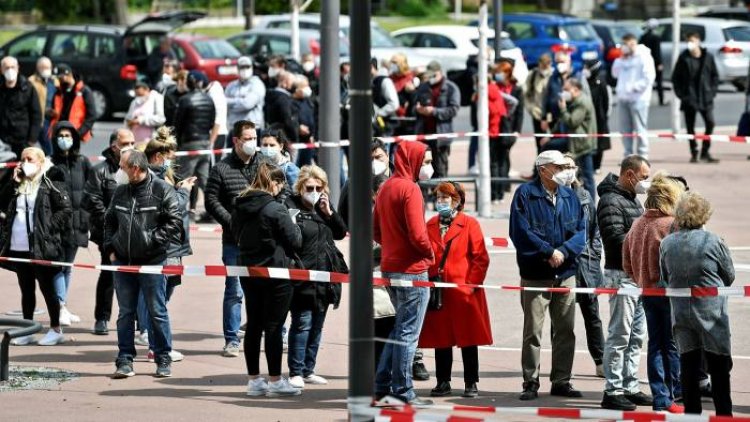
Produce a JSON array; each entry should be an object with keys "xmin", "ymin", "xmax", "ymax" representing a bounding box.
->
[{"xmin": 438, "ymin": 238, "xmax": 453, "ymax": 273}]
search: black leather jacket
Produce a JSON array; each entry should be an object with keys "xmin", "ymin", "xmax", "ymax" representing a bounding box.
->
[
  {"xmin": 103, "ymin": 173, "xmax": 182, "ymax": 265},
  {"xmin": 173, "ymin": 90, "xmax": 216, "ymax": 147},
  {"xmin": 82, "ymin": 147, "xmax": 119, "ymax": 245}
]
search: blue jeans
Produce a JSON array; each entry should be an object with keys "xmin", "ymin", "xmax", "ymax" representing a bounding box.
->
[
  {"xmin": 375, "ymin": 272, "xmax": 429, "ymax": 401},
  {"xmin": 619, "ymin": 100, "xmax": 650, "ymax": 158},
  {"xmin": 113, "ymin": 261, "xmax": 172, "ymax": 365},
  {"xmin": 222, "ymin": 243, "xmax": 243, "ymax": 346},
  {"xmin": 288, "ymin": 308, "xmax": 328, "ymax": 377},
  {"xmin": 576, "ymin": 153, "xmax": 596, "ymax": 202},
  {"xmin": 137, "ymin": 275, "xmax": 177, "ymax": 350},
  {"xmin": 643, "ymin": 296, "xmax": 682, "ymax": 409},
  {"xmin": 53, "ymin": 246, "xmax": 78, "ymax": 304},
  {"xmin": 603, "ymin": 269, "xmax": 646, "ymax": 395}
]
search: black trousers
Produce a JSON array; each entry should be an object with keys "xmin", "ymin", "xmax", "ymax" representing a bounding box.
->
[
  {"xmin": 532, "ymin": 118, "xmax": 545, "ymax": 154},
  {"xmin": 435, "ymin": 346, "xmax": 479, "ymax": 384},
  {"xmin": 593, "ymin": 150, "xmax": 604, "ymax": 171},
  {"xmin": 576, "ymin": 293, "xmax": 604, "ymax": 365},
  {"xmin": 490, "ymin": 138, "xmax": 515, "ymax": 201},
  {"xmin": 8, "ymin": 250, "xmax": 60, "ymax": 327},
  {"xmin": 655, "ymin": 69, "xmax": 665, "ymax": 105},
  {"xmin": 684, "ymin": 105, "xmax": 715, "ymax": 157},
  {"xmin": 374, "ymin": 316, "xmax": 395, "ymax": 371},
  {"xmin": 429, "ymin": 141, "xmax": 451, "ymax": 179},
  {"xmin": 240, "ymin": 277, "xmax": 293, "ymax": 377},
  {"xmin": 94, "ymin": 246, "xmax": 114, "ymax": 321},
  {"xmin": 681, "ymin": 349, "xmax": 733, "ymax": 416}
]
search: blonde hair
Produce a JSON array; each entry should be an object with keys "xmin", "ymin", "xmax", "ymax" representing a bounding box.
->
[
  {"xmin": 390, "ymin": 53, "xmax": 410, "ymax": 75},
  {"xmin": 144, "ymin": 126, "xmax": 178, "ymax": 184},
  {"xmin": 294, "ymin": 165, "xmax": 329, "ymax": 196},
  {"xmin": 644, "ymin": 172, "xmax": 684, "ymax": 216},
  {"xmin": 18, "ymin": 147, "xmax": 48, "ymax": 194},
  {"xmin": 675, "ymin": 192, "xmax": 713, "ymax": 230}
]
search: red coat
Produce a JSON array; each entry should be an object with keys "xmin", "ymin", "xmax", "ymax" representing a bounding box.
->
[
  {"xmin": 488, "ymin": 82, "xmax": 505, "ymax": 136},
  {"xmin": 418, "ymin": 212, "xmax": 493, "ymax": 348}
]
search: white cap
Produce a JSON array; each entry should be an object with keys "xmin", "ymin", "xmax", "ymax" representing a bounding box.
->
[
  {"xmin": 237, "ymin": 56, "xmax": 252, "ymax": 67},
  {"xmin": 535, "ymin": 150, "xmax": 567, "ymax": 167},
  {"xmin": 646, "ymin": 18, "xmax": 659, "ymax": 29}
]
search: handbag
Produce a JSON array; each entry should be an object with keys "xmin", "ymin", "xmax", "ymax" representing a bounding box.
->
[{"xmin": 428, "ymin": 238, "xmax": 453, "ymax": 311}]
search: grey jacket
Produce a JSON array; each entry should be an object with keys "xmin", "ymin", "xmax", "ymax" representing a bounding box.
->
[
  {"xmin": 575, "ymin": 187, "xmax": 603, "ymax": 288},
  {"xmin": 660, "ymin": 229, "xmax": 735, "ymax": 356},
  {"xmin": 413, "ymin": 78, "xmax": 461, "ymax": 138},
  {"xmin": 225, "ymin": 76, "xmax": 266, "ymax": 129}
]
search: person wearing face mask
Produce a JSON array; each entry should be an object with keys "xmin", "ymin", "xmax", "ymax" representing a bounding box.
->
[
  {"xmin": 283, "ymin": 165, "xmax": 347, "ymax": 389},
  {"xmin": 540, "ymin": 51, "xmax": 574, "ymax": 135},
  {"xmin": 419, "ymin": 182, "xmax": 491, "ymax": 399},
  {"xmin": 596, "ymin": 155, "xmax": 653, "ymax": 411},
  {"xmin": 0, "ymin": 147, "xmax": 71, "ymax": 346},
  {"xmin": 671, "ymin": 32, "xmax": 720, "ymax": 164},
  {"xmin": 509, "ymin": 150, "xmax": 587, "ymax": 401},
  {"xmin": 50, "ymin": 122, "xmax": 90, "ymax": 327},
  {"xmin": 264, "ymin": 55, "xmax": 288, "ymax": 89},
  {"xmin": 259, "ymin": 128, "xmax": 299, "ymax": 189},
  {"xmin": 155, "ymin": 60, "xmax": 178, "ymax": 93},
  {"xmin": 226, "ymin": 56, "xmax": 266, "ymax": 135},
  {"xmin": 414, "ymin": 61, "xmax": 460, "ymax": 179},
  {"xmin": 264, "ymin": 71, "xmax": 300, "ymax": 145},
  {"xmin": 29, "ymin": 56, "xmax": 58, "ymax": 156},
  {"xmin": 125, "ymin": 80, "xmax": 166, "ymax": 145},
  {"xmin": 293, "ymin": 74, "xmax": 317, "ymax": 167},
  {"xmin": 524, "ymin": 54, "xmax": 554, "ymax": 154},
  {"xmin": 48, "ymin": 63, "xmax": 95, "ymax": 142},
  {"xmin": 612, "ymin": 34, "xmax": 656, "ymax": 158},
  {"xmin": 371, "ymin": 58, "xmax": 399, "ymax": 137},
  {"xmin": 300, "ymin": 53, "xmax": 319, "ymax": 92},
  {"xmin": 388, "ymin": 53, "xmax": 419, "ymax": 128},
  {"xmin": 0, "ymin": 55, "xmax": 42, "ymax": 158},
  {"xmin": 555, "ymin": 78, "xmax": 597, "ymax": 201},
  {"xmin": 639, "ymin": 19, "xmax": 665, "ymax": 106},
  {"xmin": 163, "ymin": 70, "xmax": 189, "ymax": 128},
  {"xmin": 338, "ymin": 139, "xmax": 390, "ymax": 226},
  {"xmin": 373, "ymin": 141, "xmax": 436, "ymax": 406},
  {"xmin": 104, "ymin": 149, "xmax": 182, "ymax": 379},
  {"xmin": 232, "ymin": 163, "xmax": 303, "ymax": 397},
  {"xmin": 491, "ymin": 58, "xmax": 524, "ymax": 203},
  {"xmin": 82, "ymin": 128, "xmax": 136, "ymax": 335}
]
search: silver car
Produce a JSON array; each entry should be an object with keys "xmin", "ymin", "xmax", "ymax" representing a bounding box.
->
[{"xmin": 655, "ymin": 17, "xmax": 750, "ymax": 90}]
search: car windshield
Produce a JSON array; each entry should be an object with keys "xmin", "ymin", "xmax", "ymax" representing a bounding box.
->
[
  {"xmin": 190, "ymin": 39, "xmax": 241, "ymax": 59},
  {"xmin": 611, "ymin": 24, "xmax": 643, "ymax": 40},
  {"xmin": 471, "ymin": 37, "xmax": 516, "ymax": 49},
  {"xmin": 341, "ymin": 26, "xmax": 400, "ymax": 48},
  {"xmin": 557, "ymin": 23, "xmax": 598, "ymax": 41},
  {"xmin": 724, "ymin": 26, "xmax": 750, "ymax": 42}
]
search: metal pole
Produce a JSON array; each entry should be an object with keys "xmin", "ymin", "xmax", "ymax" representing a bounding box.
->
[
  {"xmin": 347, "ymin": 0, "xmax": 374, "ymax": 419},
  {"xmin": 319, "ymin": 0, "xmax": 341, "ymax": 205},
  {"xmin": 492, "ymin": 0, "xmax": 502, "ymax": 60},
  {"xmin": 454, "ymin": 0, "xmax": 461, "ymax": 21},
  {"xmin": 291, "ymin": 0, "xmax": 301, "ymax": 62},
  {"xmin": 477, "ymin": 0, "xmax": 491, "ymax": 218},
  {"xmin": 670, "ymin": 0, "xmax": 681, "ymax": 133}
]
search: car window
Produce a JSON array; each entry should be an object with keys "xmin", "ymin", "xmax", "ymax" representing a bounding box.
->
[
  {"xmin": 393, "ymin": 33, "xmax": 418, "ymax": 47},
  {"xmin": 50, "ymin": 32, "xmax": 90, "ymax": 59},
  {"xmin": 266, "ymin": 36, "xmax": 291, "ymax": 55},
  {"xmin": 470, "ymin": 37, "xmax": 516, "ymax": 50},
  {"xmin": 612, "ymin": 25, "xmax": 643, "ymax": 41},
  {"xmin": 417, "ymin": 34, "xmax": 456, "ymax": 49},
  {"xmin": 505, "ymin": 22, "xmax": 535, "ymax": 40},
  {"xmin": 228, "ymin": 34, "xmax": 257, "ymax": 55},
  {"xmin": 681, "ymin": 24, "xmax": 706, "ymax": 41},
  {"xmin": 172, "ymin": 42, "xmax": 187, "ymax": 61},
  {"xmin": 558, "ymin": 23, "xmax": 598, "ymax": 41},
  {"xmin": 655, "ymin": 24, "xmax": 672, "ymax": 41},
  {"xmin": 266, "ymin": 21, "xmax": 318, "ymax": 30},
  {"xmin": 191, "ymin": 39, "xmax": 241, "ymax": 59},
  {"xmin": 92, "ymin": 35, "xmax": 117, "ymax": 59},
  {"xmin": 724, "ymin": 26, "xmax": 750, "ymax": 42},
  {"xmin": 5, "ymin": 32, "xmax": 47, "ymax": 58}
]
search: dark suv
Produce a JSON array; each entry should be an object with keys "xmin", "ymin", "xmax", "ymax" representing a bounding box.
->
[{"xmin": 0, "ymin": 11, "xmax": 206, "ymax": 119}]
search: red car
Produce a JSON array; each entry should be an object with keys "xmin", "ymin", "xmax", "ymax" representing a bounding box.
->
[{"xmin": 170, "ymin": 33, "xmax": 241, "ymax": 87}]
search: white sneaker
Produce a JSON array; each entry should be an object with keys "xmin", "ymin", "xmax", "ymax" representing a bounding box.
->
[
  {"xmin": 37, "ymin": 329, "xmax": 64, "ymax": 346},
  {"xmin": 247, "ymin": 377, "xmax": 269, "ymax": 396},
  {"xmin": 468, "ymin": 165, "xmax": 479, "ymax": 175},
  {"xmin": 289, "ymin": 375, "xmax": 305, "ymax": 389},
  {"xmin": 10, "ymin": 335, "xmax": 34, "ymax": 346},
  {"xmin": 266, "ymin": 377, "xmax": 302, "ymax": 397},
  {"xmin": 59, "ymin": 307, "xmax": 72, "ymax": 327},
  {"xmin": 135, "ymin": 331, "xmax": 149, "ymax": 346},
  {"xmin": 304, "ymin": 374, "xmax": 328, "ymax": 385},
  {"xmin": 67, "ymin": 308, "xmax": 81, "ymax": 323},
  {"xmin": 169, "ymin": 350, "xmax": 184, "ymax": 362}
]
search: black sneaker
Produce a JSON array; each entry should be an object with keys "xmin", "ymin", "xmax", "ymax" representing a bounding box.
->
[
  {"xmin": 690, "ymin": 155, "xmax": 699, "ymax": 163},
  {"xmin": 412, "ymin": 361, "xmax": 430, "ymax": 381},
  {"xmin": 93, "ymin": 320, "xmax": 109, "ymax": 335},
  {"xmin": 601, "ymin": 393, "xmax": 637, "ymax": 411},
  {"xmin": 155, "ymin": 362, "xmax": 172, "ymax": 378},
  {"xmin": 700, "ymin": 154, "xmax": 719, "ymax": 163},
  {"xmin": 519, "ymin": 383, "xmax": 539, "ymax": 401},
  {"xmin": 113, "ymin": 362, "xmax": 135, "ymax": 379},
  {"xmin": 462, "ymin": 382, "xmax": 478, "ymax": 398},
  {"xmin": 624, "ymin": 391, "xmax": 653, "ymax": 406},
  {"xmin": 430, "ymin": 381, "xmax": 452, "ymax": 397},
  {"xmin": 550, "ymin": 382, "xmax": 583, "ymax": 398}
]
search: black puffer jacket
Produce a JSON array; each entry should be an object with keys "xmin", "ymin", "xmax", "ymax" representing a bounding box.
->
[
  {"xmin": 285, "ymin": 194, "xmax": 347, "ymax": 312},
  {"xmin": 232, "ymin": 190, "xmax": 302, "ymax": 268},
  {"xmin": 0, "ymin": 165, "xmax": 72, "ymax": 261},
  {"xmin": 264, "ymin": 88, "xmax": 299, "ymax": 141},
  {"xmin": 163, "ymin": 84, "xmax": 186, "ymax": 127},
  {"xmin": 596, "ymin": 173, "xmax": 643, "ymax": 271},
  {"xmin": 51, "ymin": 121, "xmax": 91, "ymax": 248},
  {"xmin": 0, "ymin": 74, "xmax": 42, "ymax": 146},
  {"xmin": 103, "ymin": 173, "xmax": 182, "ymax": 265},
  {"xmin": 82, "ymin": 147, "xmax": 119, "ymax": 245},
  {"xmin": 173, "ymin": 90, "xmax": 216, "ymax": 147}
]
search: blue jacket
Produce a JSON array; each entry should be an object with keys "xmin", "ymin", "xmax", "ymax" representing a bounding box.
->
[{"xmin": 509, "ymin": 179, "xmax": 587, "ymax": 281}]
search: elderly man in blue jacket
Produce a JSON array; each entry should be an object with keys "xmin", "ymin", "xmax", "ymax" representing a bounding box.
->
[{"xmin": 510, "ymin": 150, "xmax": 587, "ymax": 401}]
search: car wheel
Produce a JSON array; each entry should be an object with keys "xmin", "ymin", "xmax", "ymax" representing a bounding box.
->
[
  {"xmin": 733, "ymin": 79, "xmax": 747, "ymax": 93},
  {"xmin": 90, "ymin": 87, "xmax": 110, "ymax": 120}
]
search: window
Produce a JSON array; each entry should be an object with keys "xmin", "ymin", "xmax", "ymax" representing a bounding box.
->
[
  {"xmin": 190, "ymin": 40, "xmax": 240, "ymax": 59},
  {"xmin": 265, "ymin": 36, "xmax": 291, "ymax": 55},
  {"xmin": 724, "ymin": 26, "xmax": 750, "ymax": 42},
  {"xmin": 267, "ymin": 20, "xmax": 319, "ymax": 30},
  {"xmin": 657, "ymin": 24, "xmax": 706, "ymax": 42},
  {"xmin": 471, "ymin": 37, "xmax": 516, "ymax": 50},
  {"xmin": 92, "ymin": 35, "xmax": 116, "ymax": 59},
  {"xmin": 557, "ymin": 23, "xmax": 598, "ymax": 41},
  {"xmin": 172, "ymin": 43, "xmax": 187, "ymax": 61},
  {"xmin": 229, "ymin": 34, "xmax": 257, "ymax": 55},
  {"xmin": 505, "ymin": 21, "xmax": 535, "ymax": 40},
  {"xmin": 50, "ymin": 32, "xmax": 90, "ymax": 59},
  {"xmin": 393, "ymin": 33, "xmax": 418, "ymax": 47},
  {"xmin": 6, "ymin": 32, "xmax": 47, "ymax": 58},
  {"xmin": 419, "ymin": 34, "xmax": 456, "ymax": 49}
]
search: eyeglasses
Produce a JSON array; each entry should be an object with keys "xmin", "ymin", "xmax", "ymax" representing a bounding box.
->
[{"xmin": 304, "ymin": 186, "xmax": 323, "ymax": 193}]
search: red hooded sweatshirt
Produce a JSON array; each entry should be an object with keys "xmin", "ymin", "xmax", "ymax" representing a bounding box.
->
[{"xmin": 374, "ymin": 141, "xmax": 435, "ymax": 274}]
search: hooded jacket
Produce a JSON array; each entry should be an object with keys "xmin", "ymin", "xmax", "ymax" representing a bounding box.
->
[
  {"xmin": 612, "ymin": 44, "xmax": 656, "ymax": 104},
  {"xmin": 51, "ymin": 121, "xmax": 91, "ymax": 248},
  {"xmin": 82, "ymin": 146, "xmax": 119, "ymax": 245},
  {"xmin": 373, "ymin": 141, "xmax": 434, "ymax": 274},
  {"xmin": 596, "ymin": 173, "xmax": 644, "ymax": 270}
]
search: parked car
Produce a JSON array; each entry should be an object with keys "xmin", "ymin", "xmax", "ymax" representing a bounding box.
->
[
  {"xmin": 391, "ymin": 25, "xmax": 529, "ymax": 84},
  {"xmin": 698, "ymin": 7, "xmax": 750, "ymax": 22},
  {"xmin": 591, "ymin": 20, "xmax": 643, "ymax": 68},
  {"xmin": 227, "ymin": 28, "xmax": 349, "ymax": 63},
  {"xmin": 653, "ymin": 17, "xmax": 750, "ymax": 91},
  {"xmin": 468, "ymin": 13, "xmax": 603, "ymax": 71},
  {"xmin": 170, "ymin": 34, "xmax": 241, "ymax": 87}
]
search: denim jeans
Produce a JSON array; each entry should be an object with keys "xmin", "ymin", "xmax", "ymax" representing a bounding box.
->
[
  {"xmin": 222, "ymin": 243, "xmax": 243, "ymax": 346},
  {"xmin": 137, "ymin": 274, "xmax": 177, "ymax": 351},
  {"xmin": 618, "ymin": 100, "xmax": 650, "ymax": 158},
  {"xmin": 575, "ymin": 153, "xmax": 596, "ymax": 203},
  {"xmin": 643, "ymin": 296, "xmax": 682, "ymax": 409},
  {"xmin": 113, "ymin": 260, "xmax": 172, "ymax": 365},
  {"xmin": 603, "ymin": 269, "xmax": 646, "ymax": 396},
  {"xmin": 288, "ymin": 308, "xmax": 328, "ymax": 377},
  {"xmin": 53, "ymin": 246, "xmax": 78, "ymax": 304},
  {"xmin": 375, "ymin": 272, "xmax": 429, "ymax": 401}
]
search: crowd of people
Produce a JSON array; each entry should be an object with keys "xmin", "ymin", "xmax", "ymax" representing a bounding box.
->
[{"xmin": 0, "ymin": 20, "xmax": 739, "ymax": 417}]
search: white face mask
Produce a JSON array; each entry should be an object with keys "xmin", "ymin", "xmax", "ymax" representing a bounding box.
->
[
  {"xmin": 428, "ymin": 76, "xmax": 440, "ymax": 86},
  {"xmin": 239, "ymin": 68, "xmax": 253, "ymax": 80},
  {"xmin": 39, "ymin": 69, "xmax": 52, "ymax": 79},
  {"xmin": 550, "ymin": 169, "xmax": 568, "ymax": 186},
  {"xmin": 3, "ymin": 68, "xmax": 18, "ymax": 82},
  {"xmin": 260, "ymin": 146, "xmax": 280, "ymax": 160},
  {"xmin": 302, "ymin": 61, "xmax": 315, "ymax": 73},
  {"xmin": 635, "ymin": 180, "xmax": 651, "ymax": 194},
  {"xmin": 303, "ymin": 191, "xmax": 321, "ymax": 206},
  {"xmin": 620, "ymin": 44, "xmax": 632, "ymax": 56},
  {"xmin": 162, "ymin": 73, "xmax": 173, "ymax": 84},
  {"xmin": 301, "ymin": 86, "xmax": 313, "ymax": 98},
  {"xmin": 560, "ymin": 91, "xmax": 572, "ymax": 102},
  {"xmin": 57, "ymin": 136, "xmax": 74, "ymax": 151},
  {"xmin": 22, "ymin": 162, "xmax": 38, "ymax": 178},
  {"xmin": 687, "ymin": 41, "xmax": 700, "ymax": 52},
  {"xmin": 560, "ymin": 169, "xmax": 577, "ymax": 187},
  {"xmin": 114, "ymin": 168, "xmax": 130, "ymax": 185},
  {"xmin": 268, "ymin": 67, "xmax": 280, "ymax": 78},
  {"xmin": 241, "ymin": 140, "xmax": 257, "ymax": 156},
  {"xmin": 372, "ymin": 159, "xmax": 388, "ymax": 176},
  {"xmin": 555, "ymin": 62, "xmax": 569, "ymax": 74},
  {"xmin": 418, "ymin": 164, "xmax": 434, "ymax": 181},
  {"xmin": 389, "ymin": 63, "xmax": 400, "ymax": 75}
]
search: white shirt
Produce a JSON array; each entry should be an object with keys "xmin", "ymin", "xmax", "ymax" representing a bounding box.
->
[
  {"xmin": 207, "ymin": 81, "xmax": 228, "ymax": 136},
  {"xmin": 11, "ymin": 191, "xmax": 37, "ymax": 252}
]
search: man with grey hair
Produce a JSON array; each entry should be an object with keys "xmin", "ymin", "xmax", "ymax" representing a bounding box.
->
[
  {"xmin": 104, "ymin": 148, "xmax": 181, "ymax": 379},
  {"xmin": 0, "ymin": 55, "xmax": 42, "ymax": 158},
  {"xmin": 28, "ymin": 56, "xmax": 57, "ymax": 155}
]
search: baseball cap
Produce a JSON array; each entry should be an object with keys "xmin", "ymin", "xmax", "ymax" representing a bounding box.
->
[
  {"xmin": 55, "ymin": 63, "xmax": 73, "ymax": 76},
  {"xmin": 237, "ymin": 56, "xmax": 253, "ymax": 67},
  {"xmin": 188, "ymin": 70, "xmax": 209, "ymax": 85},
  {"xmin": 424, "ymin": 60, "xmax": 442, "ymax": 78},
  {"xmin": 535, "ymin": 150, "xmax": 567, "ymax": 167}
]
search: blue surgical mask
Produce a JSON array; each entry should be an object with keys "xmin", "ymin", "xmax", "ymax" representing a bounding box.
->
[
  {"xmin": 435, "ymin": 202, "xmax": 454, "ymax": 218},
  {"xmin": 57, "ymin": 136, "xmax": 73, "ymax": 151},
  {"xmin": 260, "ymin": 146, "xmax": 280, "ymax": 159},
  {"xmin": 162, "ymin": 159, "xmax": 172, "ymax": 170},
  {"xmin": 494, "ymin": 73, "xmax": 505, "ymax": 83}
]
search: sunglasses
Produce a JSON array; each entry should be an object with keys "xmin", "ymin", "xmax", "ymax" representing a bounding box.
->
[{"xmin": 304, "ymin": 186, "xmax": 323, "ymax": 193}]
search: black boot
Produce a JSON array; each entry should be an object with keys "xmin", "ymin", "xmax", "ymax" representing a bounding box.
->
[
  {"xmin": 462, "ymin": 382, "xmax": 479, "ymax": 398},
  {"xmin": 412, "ymin": 360, "xmax": 430, "ymax": 381},
  {"xmin": 430, "ymin": 381, "xmax": 452, "ymax": 397}
]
